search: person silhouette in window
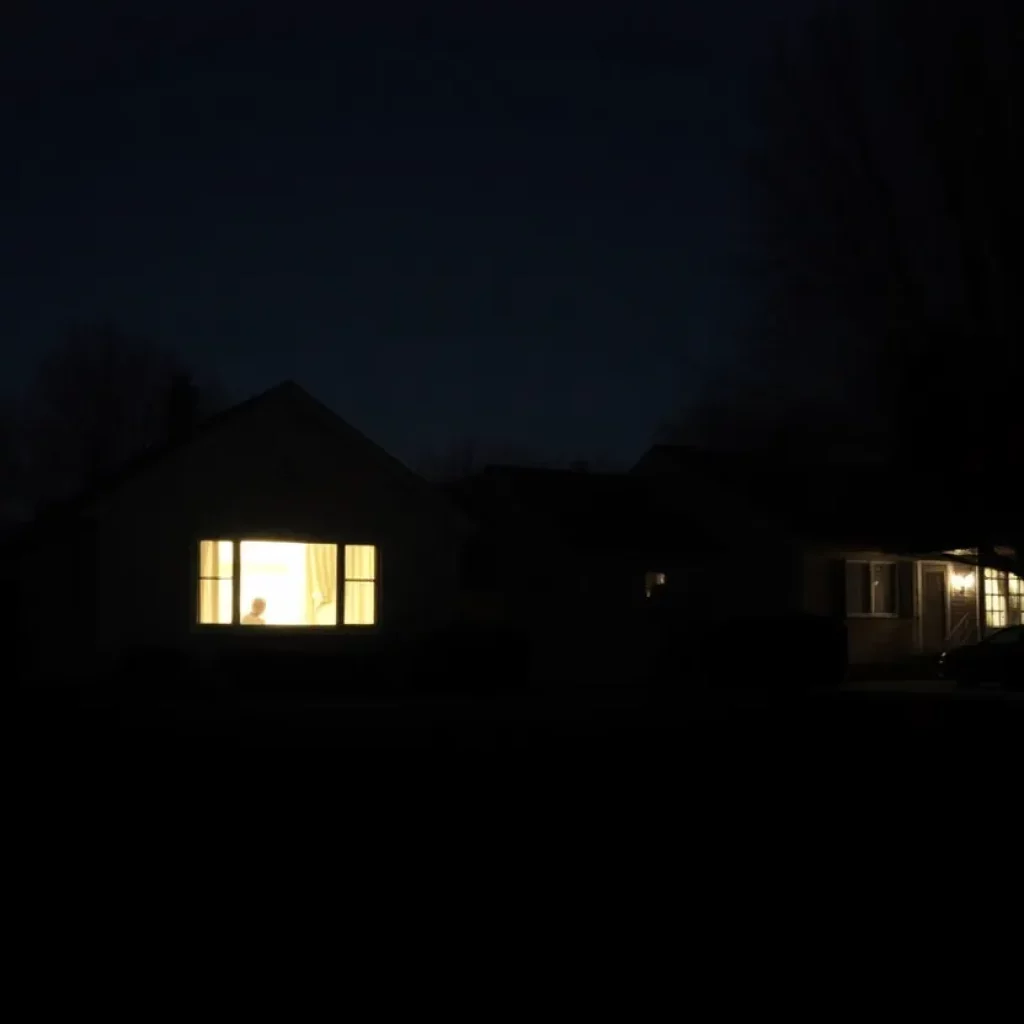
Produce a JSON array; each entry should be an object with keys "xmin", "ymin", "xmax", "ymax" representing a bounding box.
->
[{"xmin": 242, "ymin": 597, "xmax": 267, "ymax": 625}]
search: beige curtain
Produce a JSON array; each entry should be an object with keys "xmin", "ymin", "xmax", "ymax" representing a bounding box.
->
[
  {"xmin": 199, "ymin": 540, "xmax": 233, "ymax": 623},
  {"xmin": 343, "ymin": 545, "xmax": 377, "ymax": 625},
  {"xmin": 306, "ymin": 543, "xmax": 338, "ymax": 625}
]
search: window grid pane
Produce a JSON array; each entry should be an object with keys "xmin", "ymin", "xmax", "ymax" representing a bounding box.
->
[
  {"xmin": 343, "ymin": 581, "xmax": 376, "ymax": 625},
  {"xmin": 345, "ymin": 544, "xmax": 376, "ymax": 581},
  {"xmin": 985, "ymin": 568, "xmax": 1008, "ymax": 629},
  {"xmin": 199, "ymin": 578, "xmax": 233, "ymax": 624},
  {"xmin": 198, "ymin": 540, "xmax": 235, "ymax": 623},
  {"xmin": 199, "ymin": 539, "xmax": 234, "ymax": 580},
  {"xmin": 343, "ymin": 545, "xmax": 377, "ymax": 625}
]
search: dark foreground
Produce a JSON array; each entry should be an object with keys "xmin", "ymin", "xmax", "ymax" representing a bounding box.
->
[
  {"xmin": 15, "ymin": 677, "xmax": 1024, "ymax": 766},
  {"xmin": 11, "ymin": 678, "xmax": 1022, "ymax": 909}
]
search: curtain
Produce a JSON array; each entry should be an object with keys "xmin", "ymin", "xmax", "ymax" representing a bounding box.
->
[
  {"xmin": 199, "ymin": 540, "xmax": 233, "ymax": 624},
  {"xmin": 343, "ymin": 545, "xmax": 377, "ymax": 625},
  {"xmin": 306, "ymin": 543, "xmax": 338, "ymax": 625}
]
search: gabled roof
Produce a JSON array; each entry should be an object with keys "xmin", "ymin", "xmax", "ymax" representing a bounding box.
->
[
  {"xmin": 9, "ymin": 380, "xmax": 466, "ymax": 540},
  {"xmin": 445, "ymin": 463, "xmax": 728, "ymax": 557}
]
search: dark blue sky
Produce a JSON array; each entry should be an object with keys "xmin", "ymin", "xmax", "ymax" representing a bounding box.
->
[{"xmin": 2, "ymin": 1, "xmax": 811, "ymax": 467}]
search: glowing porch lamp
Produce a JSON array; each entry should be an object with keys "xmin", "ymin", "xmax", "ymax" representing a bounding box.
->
[{"xmin": 951, "ymin": 571, "xmax": 976, "ymax": 596}]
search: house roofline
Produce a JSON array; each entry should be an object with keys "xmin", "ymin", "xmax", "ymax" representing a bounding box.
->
[{"xmin": 5, "ymin": 379, "xmax": 471, "ymax": 546}]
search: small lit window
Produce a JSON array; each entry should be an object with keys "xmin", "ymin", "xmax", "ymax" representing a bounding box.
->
[
  {"xmin": 985, "ymin": 568, "xmax": 1009, "ymax": 629},
  {"xmin": 644, "ymin": 571, "xmax": 667, "ymax": 598},
  {"xmin": 198, "ymin": 540, "xmax": 234, "ymax": 624},
  {"xmin": 344, "ymin": 544, "xmax": 377, "ymax": 625}
]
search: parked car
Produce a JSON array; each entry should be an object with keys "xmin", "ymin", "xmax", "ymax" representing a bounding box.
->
[{"xmin": 940, "ymin": 625, "xmax": 1023, "ymax": 689}]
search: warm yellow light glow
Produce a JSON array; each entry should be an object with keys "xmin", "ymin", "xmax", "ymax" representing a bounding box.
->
[
  {"xmin": 644, "ymin": 570, "xmax": 667, "ymax": 597},
  {"xmin": 198, "ymin": 540, "xmax": 234, "ymax": 623},
  {"xmin": 239, "ymin": 540, "xmax": 338, "ymax": 626},
  {"xmin": 344, "ymin": 544, "xmax": 377, "ymax": 625},
  {"xmin": 197, "ymin": 539, "xmax": 375, "ymax": 627},
  {"xmin": 951, "ymin": 571, "xmax": 976, "ymax": 595},
  {"xmin": 983, "ymin": 568, "xmax": 1023, "ymax": 629},
  {"xmin": 345, "ymin": 544, "xmax": 376, "ymax": 581}
]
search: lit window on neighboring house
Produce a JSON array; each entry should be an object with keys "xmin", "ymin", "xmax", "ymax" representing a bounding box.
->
[
  {"xmin": 985, "ymin": 568, "xmax": 1009, "ymax": 629},
  {"xmin": 1009, "ymin": 572, "xmax": 1023, "ymax": 626},
  {"xmin": 645, "ymin": 571, "xmax": 666, "ymax": 598}
]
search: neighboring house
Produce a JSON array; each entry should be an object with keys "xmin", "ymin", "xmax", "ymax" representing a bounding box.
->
[
  {"xmin": 5, "ymin": 381, "xmax": 468, "ymax": 682},
  {"xmin": 446, "ymin": 463, "xmax": 807, "ymax": 680},
  {"xmin": 445, "ymin": 465, "xmax": 686, "ymax": 680},
  {"xmin": 634, "ymin": 445, "xmax": 1022, "ymax": 665}
]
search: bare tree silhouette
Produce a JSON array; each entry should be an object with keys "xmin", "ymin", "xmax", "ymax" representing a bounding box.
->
[
  {"xmin": 19, "ymin": 322, "xmax": 224, "ymax": 507},
  {"xmin": 739, "ymin": 0, "xmax": 1022, "ymax": 471}
]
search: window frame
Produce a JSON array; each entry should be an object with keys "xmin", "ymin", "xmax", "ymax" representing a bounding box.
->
[
  {"xmin": 192, "ymin": 536, "xmax": 380, "ymax": 632},
  {"xmin": 845, "ymin": 559, "xmax": 900, "ymax": 618},
  {"xmin": 342, "ymin": 543, "xmax": 379, "ymax": 626},
  {"xmin": 197, "ymin": 539, "xmax": 236, "ymax": 625},
  {"xmin": 644, "ymin": 571, "xmax": 667, "ymax": 598},
  {"xmin": 984, "ymin": 567, "xmax": 1024, "ymax": 631}
]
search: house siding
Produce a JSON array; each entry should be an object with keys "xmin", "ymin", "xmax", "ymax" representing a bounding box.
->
[
  {"xmin": 948, "ymin": 589, "xmax": 979, "ymax": 646},
  {"xmin": 845, "ymin": 616, "xmax": 917, "ymax": 664},
  {"xmin": 15, "ymin": 392, "xmax": 465, "ymax": 680},
  {"xmin": 800, "ymin": 548, "xmax": 986, "ymax": 664},
  {"xmin": 802, "ymin": 549, "xmax": 919, "ymax": 664}
]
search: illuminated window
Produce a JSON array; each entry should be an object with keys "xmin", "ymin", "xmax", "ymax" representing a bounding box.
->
[
  {"xmin": 644, "ymin": 571, "xmax": 667, "ymax": 598},
  {"xmin": 985, "ymin": 568, "xmax": 1023, "ymax": 629},
  {"xmin": 846, "ymin": 560, "xmax": 898, "ymax": 616},
  {"xmin": 198, "ymin": 540, "xmax": 234, "ymax": 624},
  {"xmin": 344, "ymin": 544, "xmax": 377, "ymax": 625},
  {"xmin": 196, "ymin": 540, "xmax": 377, "ymax": 627},
  {"xmin": 1009, "ymin": 573, "xmax": 1023, "ymax": 626}
]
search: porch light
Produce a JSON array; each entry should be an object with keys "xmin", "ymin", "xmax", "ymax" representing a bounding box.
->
[{"xmin": 951, "ymin": 571, "xmax": 976, "ymax": 595}]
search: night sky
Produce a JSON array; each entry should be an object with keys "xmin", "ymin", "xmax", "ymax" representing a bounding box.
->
[{"xmin": 2, "ymin": 1, "xmax": 812, "ymax": 467}]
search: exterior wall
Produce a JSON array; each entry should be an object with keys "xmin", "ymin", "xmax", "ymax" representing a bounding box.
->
[
  {"xmin": 12, "ymin": 522, "xmax": 105, "ymax": 680},
  {"xmin": 800, "ymin": 547, "xmax": 986, "ymax": 664},
  {"xmin": 17, "ymin": 394, "xmax": 466, "ymax": 679},
  {"xmin": 845, "ymin": 616, "xmax": 917, "ymax": 664},
  {"xmin": 949, "ymin": 588, "xmax": 980, "ymax": 646},
  {"xmin": 801, "ymin": 548, "xmax": 918, "ymax": 664}
]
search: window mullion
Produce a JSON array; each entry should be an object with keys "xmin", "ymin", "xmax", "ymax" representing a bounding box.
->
[{"xmin": 232, "ymin": 539, "xmax": 241, "ymax": 625}]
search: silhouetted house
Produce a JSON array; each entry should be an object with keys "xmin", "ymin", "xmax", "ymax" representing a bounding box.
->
[
  {"xmin": 446, "ymin": 463, "xmax": 806, "ymax": 680},
  {"xmin": 5, "ymin": 381, "xmax": 468, "ymax": 682},
  {"xmin": 634, "ymin": 445, "xmax": 1022, "ymax": 666}
]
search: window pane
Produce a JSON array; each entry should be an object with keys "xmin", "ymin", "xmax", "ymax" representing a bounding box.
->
[
  {"xmin": 345, "ymin": 544, "xmax": 377, "ymax": 580},
  {"xmin": 985, "ymin": 568, "xmax": 1008, "ymax": 629},
  {"xmin": 198, "ymin": 578, "xmax": 233, "ymax": 624},
  {"xmin": 239, "ymin": 540, "xmax": 338, "ymax": 626},
  {"xmin": 199, "ymin": 539, "xmax": 234, "ymax": 579},
  {"xmin": 344, "ymin": 581, "xmax": 376, "ymax": 625},
  {"xmin": 872, "ymin": 563, "xmax": 897, "ymax": 615},
  {"xmin": 846, "ymin": 563, "xmax": 870, "ymax": 614},
  {"xmin": 644, "ymin": 571, "xmax": 667, "ymax": 597}
]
